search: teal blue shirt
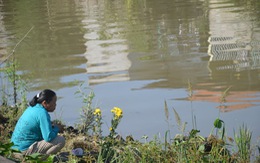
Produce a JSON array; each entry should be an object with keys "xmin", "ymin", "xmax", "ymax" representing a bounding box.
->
[{"xmin": 11, "ymin": 104, "xmax": 59, "ymax": 151}]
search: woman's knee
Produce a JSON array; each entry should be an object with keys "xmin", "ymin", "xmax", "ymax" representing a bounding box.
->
[
  {"xmin": 51, "ymin": 135, "xmax": 65, "ymax": 147},
  {"xmin": 56, "ymin": 135, "xmax": 65, "ymax": 148},
  {"xmin": 46, "ymin": 136, "xmax": 66, "ymax": 154}
]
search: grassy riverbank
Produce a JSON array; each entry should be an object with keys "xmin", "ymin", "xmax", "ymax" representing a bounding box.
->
[{"xmin": 1, "ymin": 93, "xmax": 260, "ymax": 162}]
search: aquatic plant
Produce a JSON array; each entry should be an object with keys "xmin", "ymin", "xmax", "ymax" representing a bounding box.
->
[
  {"xmin": 75, "ymin": 83, "xmax": 96, "ymax": 134},
  {"xmin": 234, "ymin": 124, "xmax": 252, "ymax": 162}
]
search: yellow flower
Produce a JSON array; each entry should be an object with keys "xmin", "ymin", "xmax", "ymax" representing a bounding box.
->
[
  {"xmin": 111, "ymin": 107, "xmax": 123, "ymax": 118},
  {"xmin": 94, "ymin": 108, "xmax": 101, "ymax": 116},
  {"xmin": 109, "ymin": 127, "xmax": 113, "ymax": 131}
]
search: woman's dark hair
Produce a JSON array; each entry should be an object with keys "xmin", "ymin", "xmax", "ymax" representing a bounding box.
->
[{"xmin": 29, "ymin": 89, "xmax": 56, "ymax": 107}]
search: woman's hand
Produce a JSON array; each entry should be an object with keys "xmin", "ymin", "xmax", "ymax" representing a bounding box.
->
[
  {"xmin": 55, "ymin": 123, "xmax": 66, "ymax": 133},
  {"xmin": 52, "ymin": 121, "xmax": 66, "ymax": 133}
]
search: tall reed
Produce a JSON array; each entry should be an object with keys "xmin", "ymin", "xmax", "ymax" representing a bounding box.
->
[{"xmin": 234, "ymin": 124, "xmax": 252, "ymax": 162}]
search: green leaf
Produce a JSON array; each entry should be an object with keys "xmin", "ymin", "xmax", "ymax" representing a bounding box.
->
[
  {"xmin": 198, "ymin": 144, "xmax": 205, "ymax": 153},
  {"xmin": 214, "ymin": 118, "xmax": 223, "ymax": 129},
  {"xmin": 189, "ymin": 129, "xmax": 200, "ymax": 138},
  {"xmin": 28, "ymin": 153, "xmax": 41, "ymax": 159}
]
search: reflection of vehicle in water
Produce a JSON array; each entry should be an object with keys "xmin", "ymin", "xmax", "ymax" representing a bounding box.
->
[
  {"xmin": 207, "ymin": 4, "xmax": 260, "ymax": 81},
  {"xmin": 207, "ymin": 1, "xmax": 260, "ymax": 75},
  {"xmin": 208, "ymin": 35, "xmax": 260, "ymax": 90},
  {"xmin": 208, "ymin": 36, "xmax": 260, "ymax": 72}
]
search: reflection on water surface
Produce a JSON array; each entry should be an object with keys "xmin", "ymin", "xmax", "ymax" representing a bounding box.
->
[{"xmin": 0, "ymin": 0, "xmax": 260, "ymax": 140}]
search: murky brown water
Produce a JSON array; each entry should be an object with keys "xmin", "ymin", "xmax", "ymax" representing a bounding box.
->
[{"xmin": 1, "ymin": 0, "xmax": 260, "ymax": 140}]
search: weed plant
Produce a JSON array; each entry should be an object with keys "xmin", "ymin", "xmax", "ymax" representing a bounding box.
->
[{"xmin": 234, "ymin": 124, "xmax": 252, "ymax": 162}]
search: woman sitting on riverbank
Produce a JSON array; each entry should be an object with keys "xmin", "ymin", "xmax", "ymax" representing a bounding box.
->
[{"xmin": 11, "ymin": 89, "xmax": 65, "ymax": 155}]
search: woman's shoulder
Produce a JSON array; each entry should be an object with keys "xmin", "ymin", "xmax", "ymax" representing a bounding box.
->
[
  {"xmin": 27, "ymin": 104, "xmax": 48, "ymax": 114},
  {"xmin": 19, "ymin": 104, "xmax": 48, "ymax": 122}
]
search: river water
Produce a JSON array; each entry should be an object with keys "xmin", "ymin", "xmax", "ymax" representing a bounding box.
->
[{"xmin": 0, "ymin": 0, "xmax": 260, "ymax": 142}]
